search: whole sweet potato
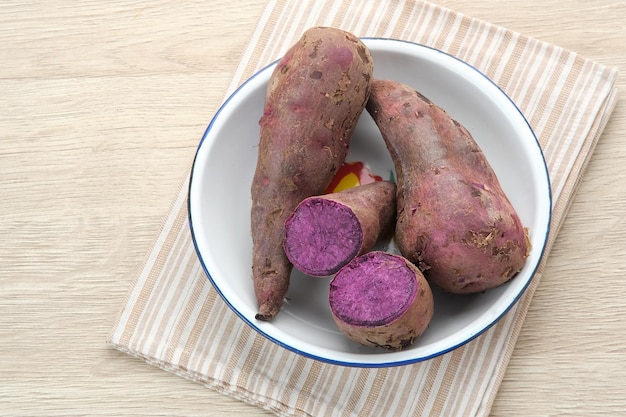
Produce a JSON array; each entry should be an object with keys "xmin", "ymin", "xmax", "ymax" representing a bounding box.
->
[
  {"xmin": 284, "ymin": 181, "xmax": 396, "ymax": 276},
  {"xmin": 366, "ymin": 79, "xmax": 529, "ymax": 294},
  {"xmin": 329, "ymin": 251, "xmax": 434, "ymax": 350},
  {"xmin": 251, "ymin": 27, "xmax": 373, "ymax": 321}
]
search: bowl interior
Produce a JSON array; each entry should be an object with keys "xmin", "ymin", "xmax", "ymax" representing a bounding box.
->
[{"xmin": 188, "ymin": 38, "xmax": 551, "ymax": 367}]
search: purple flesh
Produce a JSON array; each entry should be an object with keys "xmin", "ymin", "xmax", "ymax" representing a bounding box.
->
[
  {"xmin": 284, "ymin": 198, "xmax": 362, "ymax": 276},
  {"xmin": 329, "ymin": 252, "xmax": 418, "ymax": 327}
]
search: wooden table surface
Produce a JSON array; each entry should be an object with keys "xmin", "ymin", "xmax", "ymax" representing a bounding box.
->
[{"xmin": 1, "ymin": 1, "xmax": 624, "ymax": 415}]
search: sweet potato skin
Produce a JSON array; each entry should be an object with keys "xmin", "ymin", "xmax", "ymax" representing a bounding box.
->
[
  {"xmin": 366, "ymin": 79, "xmax": 529, "ymax": 294},
  {"xmin": 251, "ymin": 27, "xmax": 373, "ymax": 320},
  {"xmin": 329, "ymin": 251, "xmax": 434, "ymax": 350},
  {"xmin": 283, "ymin": 181, "xmax": 396, "ymax": 276}
]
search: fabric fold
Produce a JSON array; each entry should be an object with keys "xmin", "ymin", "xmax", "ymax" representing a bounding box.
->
[{"xmin": 109, "ymin": 1, "xmax": 619, "ymax": 416}]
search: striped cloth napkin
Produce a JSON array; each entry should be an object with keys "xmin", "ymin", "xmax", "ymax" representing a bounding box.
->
[{"xmin": 109, "ymin": 0, "xmax": 618, "ymax": 416}]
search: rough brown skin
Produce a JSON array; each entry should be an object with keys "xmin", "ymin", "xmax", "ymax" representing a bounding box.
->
[
  {"xmin": 366, "ymin": 79, "xmax": 530, "ymax": 294},
  {"xmin": 283, "ymin": 181, "xmax": 397, "ymax": 276},
  {"xmin": 329, "ymin": 251, "xmax": 434, "ymax": 350},
  {"xmin": 251, "ymin": 27, "xmax": 373, "ymax": 321}
]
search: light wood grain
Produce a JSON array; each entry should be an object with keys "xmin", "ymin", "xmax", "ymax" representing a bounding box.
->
[{"xmin": 1, "ymin": 1, "xmax": 624, "ymax": 416}]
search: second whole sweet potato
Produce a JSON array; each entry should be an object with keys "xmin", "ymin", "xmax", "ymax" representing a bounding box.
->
[
  {"xmin": 251, "ymin": 27, "xmax": 374, "ymax": 320},
  {"xmin": 366, "ymin": 79, "xmax": 529, "ymax": 294}
]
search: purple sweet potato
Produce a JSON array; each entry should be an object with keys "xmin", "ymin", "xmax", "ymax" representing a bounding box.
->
[
  {"xmin": 329, "ymin": 251, "xmax": 434, "ymax": 350},
  {"xmin": 251, "ymin": 27, "xmax": 373, "ymax": 321},
  {"xmin": 284, "ymin": 181, "xmax": 396, "ymax": 276},
  {"xmin": 366, "ymin": 79, "xmax": 530, "ymax": 294}
]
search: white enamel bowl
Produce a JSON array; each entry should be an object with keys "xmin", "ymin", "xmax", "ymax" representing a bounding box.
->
[{"xmin": 188, "ymin": 38, "xmax": 552, "ymax": 367}]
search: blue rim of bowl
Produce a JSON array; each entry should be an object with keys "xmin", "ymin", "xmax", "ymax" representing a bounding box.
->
[{"xmin": 187, "ymin": 37, "xmax": 553, "ymax": 368}]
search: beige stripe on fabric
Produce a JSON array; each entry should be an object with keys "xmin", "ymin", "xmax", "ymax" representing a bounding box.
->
[{"xmin": 109, "ymin": 1, "xmax": 619, "ymax": 416}]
